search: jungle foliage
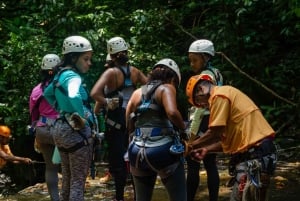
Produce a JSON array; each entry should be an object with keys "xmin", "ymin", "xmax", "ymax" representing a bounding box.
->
[
  {"xmin": 0, "ymin": 1, "xmax": 299, "ymax": 146},
  {"xmin": 0, "ymin": 0, "xmax": 299, "ymax": 189}
]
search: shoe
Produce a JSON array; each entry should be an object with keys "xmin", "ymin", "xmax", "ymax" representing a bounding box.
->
[{"xmin": 100, "ymin": 170, "xmax": 111, "ymax": 183}]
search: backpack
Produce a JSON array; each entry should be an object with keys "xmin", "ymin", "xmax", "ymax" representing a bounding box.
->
[
  {"xmin": 207, "ymin": 67, "xmax": 223, "ymax": 86},
  {"xmin": 28, "ymin": 84, "xmax": 45, "ymax": 135},
  {"xmin": 50, "ymin": 67, "xmax": 97, "ymax": 129}
]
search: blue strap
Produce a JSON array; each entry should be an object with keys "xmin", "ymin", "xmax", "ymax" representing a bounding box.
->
[{"xmin": 40, "ymin": 116, "xmax": 47, "ymax": 123}]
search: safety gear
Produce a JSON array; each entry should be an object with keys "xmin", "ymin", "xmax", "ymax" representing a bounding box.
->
[
  {"xmin": 41, "ymin": 54, "xmax": 60, "ymax": 70},
  {"xmin": 62, "ymin": 36, "xmax": 93, "ymax": 55},
  {"xmin": 106, "ymin": 97, "xmax": 120, "ymax": 110},
  {"xmin": 186, "ymin": 72, "xmax": 216, "ymax": 106},
  {"xmin": 64, "ymin": 113, "xmax": 86, "ymax": 130},
  {"xmin": 183, "ymin": 140, "xmax": 193, "ymax": 157},
  {"xmin": 188, "ymin": 39, "xmax": 215, "ymax": 56},
  {"xmin": 107, "ymin": 37, "xmax": 128, "ymax": 54},
  {"xmin": 153, "ymin": 58, "xmax": 181, "ymax": 86},
  {"xmin": 0, "ymin": 125, "xmax": 11, "ymax": 138}
]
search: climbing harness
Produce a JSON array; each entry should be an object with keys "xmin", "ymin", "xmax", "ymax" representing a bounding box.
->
[{"xmin": 229, "ymin": 138, "xmax": 278, "ymax": 201}]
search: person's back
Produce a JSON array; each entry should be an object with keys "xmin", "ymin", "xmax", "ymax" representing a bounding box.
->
[
  {"xmin": 90, "ymin": 36, "xmax": 147, "ymax": 201},
  {"xmin": 126, "ymin": 58, "xmax": 187, "ymax": 201},
  {"xmin": 29, "ymin": 54, "xmax": 60, "ymax": 201},
  {"xmin": 209, "ymin": 85, "xmax": 274, "ymax": 153},
  {"xmin": 43, "ymin": 36, "xmax": 95, "ymax": 201}
]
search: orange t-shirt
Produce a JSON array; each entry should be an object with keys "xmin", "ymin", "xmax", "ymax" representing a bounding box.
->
[
  {"xmin": 0, "ymin": 144, "xmax": 13, "ymax": 169},
  {"xmin": 208, "ymin": 86, "xmax": 274, "ymax": 154}
]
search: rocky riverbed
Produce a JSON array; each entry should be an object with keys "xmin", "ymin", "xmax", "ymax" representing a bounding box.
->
[{"xmin": 1, "ymin": 152, "xmax": 300, "ymax": 201}]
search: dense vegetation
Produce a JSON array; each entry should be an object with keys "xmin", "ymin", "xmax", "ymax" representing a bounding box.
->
[{"xmin": 0, "ymin": 0, "xmax": 299, "ymax": 187}]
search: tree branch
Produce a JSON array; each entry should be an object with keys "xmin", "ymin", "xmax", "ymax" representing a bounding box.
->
[{"xmin": 216, "ymin": 51, "xmax": 297, "ymax": 106}]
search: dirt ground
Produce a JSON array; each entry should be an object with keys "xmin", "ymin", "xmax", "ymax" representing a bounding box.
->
[
  {"xmin": 151, "ymin": 159, "xmax": 300, "ymax": 201},
  {"xmin": 3, "ymin": 155, "xmax": 299, "ymax": 201}
]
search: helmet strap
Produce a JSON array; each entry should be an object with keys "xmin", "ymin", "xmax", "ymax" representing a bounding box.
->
[{"xmin": 201, "ymin": 54, "xmax": 211, "ymax": 69}]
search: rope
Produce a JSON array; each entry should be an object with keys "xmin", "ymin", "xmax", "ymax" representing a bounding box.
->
[
  {"xmin": 162, "ymin": 12, "xmax": 298, "ymax": 107},
  {"xmin": 31, "ymin": 160, "xmax": 46, "ymax": 164},
  {"xmin": 216, "ymin": 51, "xmax": 297, "ymax": 107}
]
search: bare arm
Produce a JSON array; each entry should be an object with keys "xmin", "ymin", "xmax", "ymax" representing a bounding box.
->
[
  {"xmin": 190, "ymin": 141, "xmax": 222, "ymax": 161},
  {"xmin": 131, "ymin": 67, "xmax": 148, "ymax": 86},
  {"xmin": 90, "ymin": 68, "xmax": 116, "ymax": 108},
  {"xmin": 0, "ymin": 149, "xmax": 32, "ymax": 164},
  {"xmin": 137, "ymin": 69, "xmax": 148, "ymax": 85},
  {"xmin": 94, "ymin": 101, "xmax": 102, "ymax": 114},
  {"xmin": 189, "ymin": 126, "xmax": 224, "ymax": 160},
  {"xmin": 125, "ymin": 89, "xmax": 141, "ymax": 133},
  {"xmin": 190, "ymin": 126, "xmax": 225, "ymax": 149}
]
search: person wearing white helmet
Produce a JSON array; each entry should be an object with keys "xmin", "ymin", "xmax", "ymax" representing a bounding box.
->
[
  {"xmin": 90, "ymin": 36, "xmax": 147, "ymax": 201},
  {"xmin": 188, "ymin": 39, "xmax": 223, "ymax": 83},
  {"xmin": 186, "ymin": 39, "xmax": 223, "ymax": 201},
  {"xmin": 125, "ymin": 58, "xmax": 187, "ymax": 201},
  {"xmin": 29, "ymin": 53, "xmax": 61, "ymax": 201},
  {"xmin": 185, "ymin": 72, "xmax": 277, "ymax": 201},
  {"xmin": 44, "ymin": 36, "xmax": 96, "ymax": 201}
]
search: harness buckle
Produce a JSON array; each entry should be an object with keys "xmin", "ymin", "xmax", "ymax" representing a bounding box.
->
[{"xmin": 106, "ymin": 118, "xmax": 121, "ymax": 130}]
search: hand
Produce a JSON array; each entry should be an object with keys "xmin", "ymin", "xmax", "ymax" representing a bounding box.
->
[
  {"xmin": 22, "ymin": 157, "xmax": 32, "ymax": 164},
  {"xmin": 183, "ymin": 140, "xmax": 193, "ymax": 157},
  {"xmin": 106, "ymin": 98, "xmax": 120, "ymax": 110},
  {"xmin": 70, "ymin": 113, "xmax": 86, "ymax": 130},
  {"xmin": 190, "ymin": 147, "xmax": 208, "ymax": 161}
]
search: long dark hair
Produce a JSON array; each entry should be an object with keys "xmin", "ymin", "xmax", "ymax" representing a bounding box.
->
[
  {"xmin": 40, "ymin": 70, "xmax": 54, "ymax": 91},
  {"xmin": 52, "ymin": 52, "xmax": 82, "ymax": 75}
]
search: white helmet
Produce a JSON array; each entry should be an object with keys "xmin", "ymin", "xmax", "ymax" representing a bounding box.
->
[
  {"xmin": 107, "ymin": 37, "xmax": 128, "ymax": 54},
  {"xmin": 62, "ymin": 36, "xmax": 92, "ymax": 55},
  {"xmin": 41, "ymin": 54, "xmax": 60, "ymax": 70},
  {"xmin": 188, "ymin": 39, "xmax": 215, "ymax": 56},
  {"xmin": 153, "ymin": 58, "xmax": 181, "ymax": 86}
]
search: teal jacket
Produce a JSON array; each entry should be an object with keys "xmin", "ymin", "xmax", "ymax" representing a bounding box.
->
[{"xmin": 44, "ymin": 68, "xmax": 94, "ymax": 124}]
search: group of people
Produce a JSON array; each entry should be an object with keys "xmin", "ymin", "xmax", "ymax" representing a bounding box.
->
[{"xmin": 0, "ymin": 35, "xmax": 277, "ymax": 201}]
